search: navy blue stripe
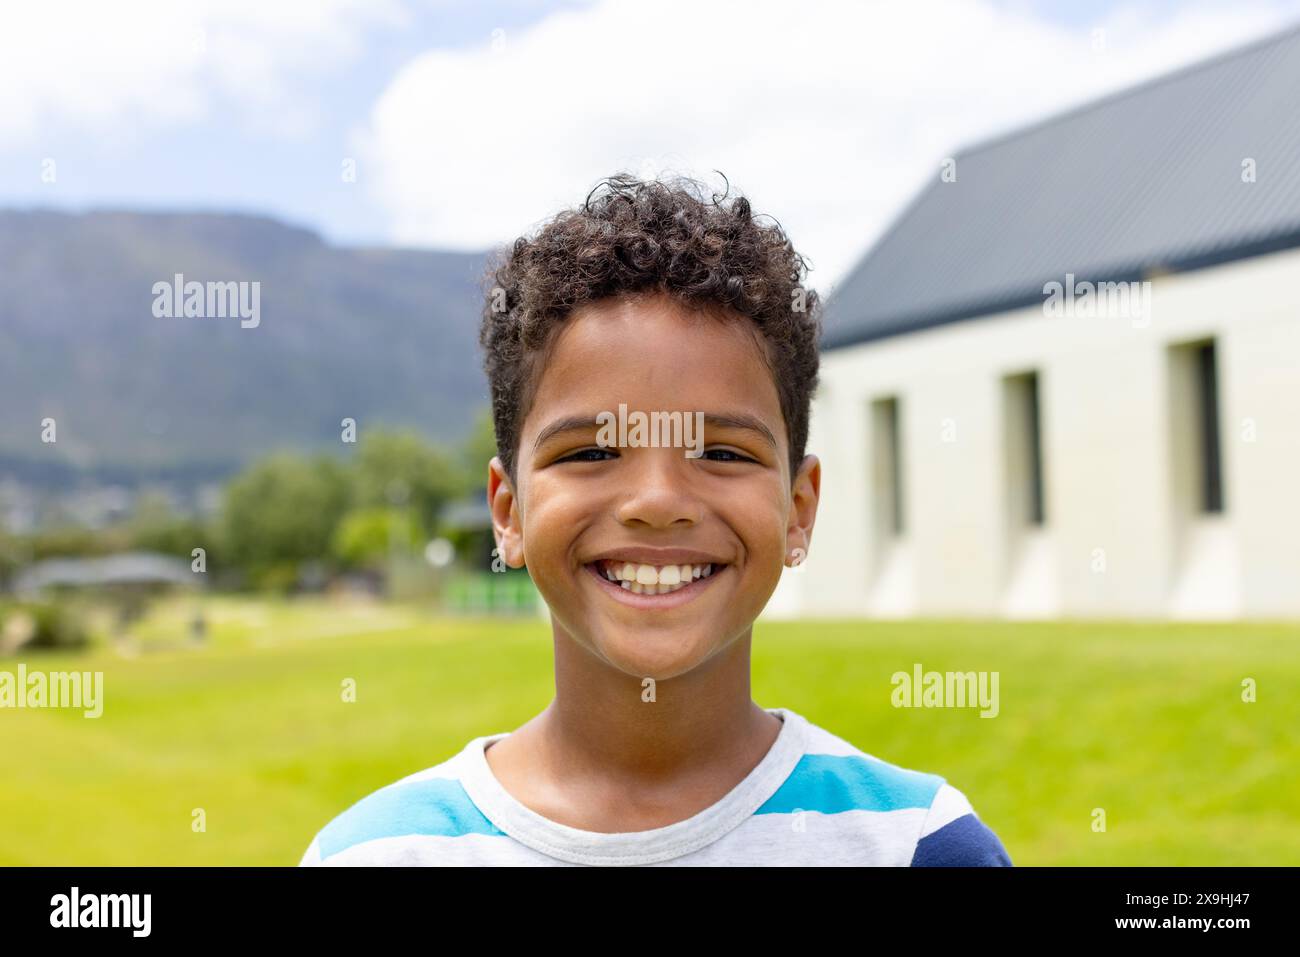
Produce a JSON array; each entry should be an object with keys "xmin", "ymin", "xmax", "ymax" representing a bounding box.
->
[{"xmin": 910, "ymin": 813, "xmax": 1013, "ymax": 866}]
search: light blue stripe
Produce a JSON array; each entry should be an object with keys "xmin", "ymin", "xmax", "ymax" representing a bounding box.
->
[
  {"xmin": 756, "ymin": 754, "xmax": 942, "ymax": 815},
  {"xmin": 318, "ymin": 777, "xmax": 506, "ymax": 858}
]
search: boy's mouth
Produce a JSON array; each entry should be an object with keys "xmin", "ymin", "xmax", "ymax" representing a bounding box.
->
[
  {"xmin": 582, "ymin": 553, "xmax": 733, "ymax": 605},
  {"xmin": 590, "ymin": 558, "xmax": 718, "ymax": 594}
]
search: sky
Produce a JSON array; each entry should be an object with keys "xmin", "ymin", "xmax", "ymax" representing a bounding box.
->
[{"xmin": 3, "ymin": 0, "xmax": 1300, "ymax": 291}]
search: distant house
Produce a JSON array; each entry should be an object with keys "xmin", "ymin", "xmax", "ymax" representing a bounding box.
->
[
  {"xmin": 772, "ymin": 26, "xmax": 1300, "ymax": 621},
  {"xmin": 11, "ymin": 552, "xmax": 196, "ymax": 597}
]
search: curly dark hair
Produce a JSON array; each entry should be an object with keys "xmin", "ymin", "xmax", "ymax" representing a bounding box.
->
[{"xmin": 479, "ymin": 172, "xmax": 821, "ymax": 485}]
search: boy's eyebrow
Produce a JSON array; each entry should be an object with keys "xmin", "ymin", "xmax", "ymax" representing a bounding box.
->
[
  {"xmin": 532, "ymin": 411, "xmax": 778, "ymax": 451},
  {"xmin": 532, "ymin": 415, "xmax": 602, "ymax": 450},
  {"xmin": 702, "ymin": 413, "xmax": 778, "ymax": 450}
]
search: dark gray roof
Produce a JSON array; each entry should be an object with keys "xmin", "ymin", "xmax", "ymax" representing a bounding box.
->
[
  {"xmin": 822, "ymin": 23, "xmax": 1300, "ymax": 349},
  {"xmin": 12, "ymin": 553, "xmax": 196, "ymax": 594}
]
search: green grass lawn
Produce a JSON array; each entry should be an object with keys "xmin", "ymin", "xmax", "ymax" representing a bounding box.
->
[{"xmin": 1, "ymin": 597, "xmax": 1296, "ymax": 865}]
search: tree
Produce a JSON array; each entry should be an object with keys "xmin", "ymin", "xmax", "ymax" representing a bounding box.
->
[
  {"xmin": 331, "ymin": 507, "xmax": 425, "ymax": 569},
  {"xmin": 352, "ymin": 430, "xmax": 461, "ymax": 531},
  {"xmin": 220, "ymin": 453, "xmax": 352, "ymax": 590}
]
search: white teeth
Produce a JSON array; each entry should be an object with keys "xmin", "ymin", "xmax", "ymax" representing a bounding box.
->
[{"xmin": 598, "ymin": 560, "xmax": 720, "ymax": 594}]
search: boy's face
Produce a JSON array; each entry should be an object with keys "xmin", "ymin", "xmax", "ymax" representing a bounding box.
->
[{"xmin": 488, "ymin": 293, "xmax": 819, "ymax": 680}]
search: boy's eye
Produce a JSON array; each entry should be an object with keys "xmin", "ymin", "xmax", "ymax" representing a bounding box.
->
[
  {"xmin": 703, "ymin": 448, "xmax": 759, "ymax": 464},
  {"xmin": 555, "ymin": 447, "xmax": 617, "ymax": 464}
]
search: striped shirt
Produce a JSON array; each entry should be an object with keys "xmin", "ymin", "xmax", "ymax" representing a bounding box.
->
[{"xmin": 298, "ymin": 707, "xmax": 1012, "ymax": 866}]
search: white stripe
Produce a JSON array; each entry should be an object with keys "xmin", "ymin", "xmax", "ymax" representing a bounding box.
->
[
  {"xmin": 919, "ymin": 783, "xmax": 974, "ymax": 838},
  {"xmin": 667, "ymin": 808, "xmax": 927, "ymax": 866},
  {"xmin": 313, "ymin": 832, "xmax": 562, "ymax": 866},
  {"xmin": 298, "ymin": 836, "xmax": 322, "ymax": 866},
  {"xmin": 385, "ymin": 744, "xmax": 481, "ymax": 786},
  {"xmin": 799, "ymin": 723, "xmax": 872, "ymax": 758},
  {"xmin": 307, "ymin": 807, "xmax": 931, "ymax": 867}
]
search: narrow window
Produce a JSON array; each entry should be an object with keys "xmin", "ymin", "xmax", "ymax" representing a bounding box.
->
[
  {"xmin": 1170, "ymin": 338, "xmax": 1226, "ymax": 517},
  {"xmin": 1195, "ymin": 341, "xmax": 1224, "ymax": 513},
  {"xmin": 1003, "ymin": 371, "xmax": 1046, "ymax": 527},
  {"xmin": 871, "ymin": 397, "xmax": 904, "ymax": 538}
]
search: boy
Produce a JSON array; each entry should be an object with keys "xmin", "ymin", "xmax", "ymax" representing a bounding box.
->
[{"xmin": 299, "ymin": 174, "xmax": 1012, "ymax": 866}]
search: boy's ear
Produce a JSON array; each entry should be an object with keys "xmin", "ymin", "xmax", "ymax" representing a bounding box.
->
[
  {"xmin": 785, "ymin": 453, "xmax": 821, "ymax": 568},
  {"xmin": 487, "ymin": 456, "xmax": 526, "ymax": 569}
]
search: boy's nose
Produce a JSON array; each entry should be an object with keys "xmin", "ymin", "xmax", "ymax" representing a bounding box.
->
[{"xmin": 613, "ymin": 452, "xmax": 703, "ymax": 528}]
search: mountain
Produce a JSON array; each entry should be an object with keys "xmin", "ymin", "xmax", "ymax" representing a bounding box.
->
[{"xmin": 0, "ymin": 210, "xmax": 492, "ymax": 487}]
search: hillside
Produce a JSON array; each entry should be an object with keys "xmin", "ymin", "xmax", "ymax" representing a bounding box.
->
[{"xmin": 0, "ymin": 210, "xmax": 491, "ymax": 486}]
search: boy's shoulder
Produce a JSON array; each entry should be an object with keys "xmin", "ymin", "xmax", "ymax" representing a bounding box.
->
[
  {"xmin": 298, "ymin": 737, "xmax": 509, "ymax": 867},
  {"xmin": 787, "ymin": 716, "xmax": 1013, "ymax": 867}
]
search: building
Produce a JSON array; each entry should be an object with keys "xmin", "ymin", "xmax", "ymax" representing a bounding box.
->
[
  {"xmin": 771, "ymin": 26, "xmax": 1300, "ymax": 621},
  {"xmin": 11, "ymin": 552, "xmax": 197, "ymax": 596}
]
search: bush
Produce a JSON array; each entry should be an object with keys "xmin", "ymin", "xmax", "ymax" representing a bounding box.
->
[{"xmin": 0, "ymin": 600, "xmax": 90, "ymax": 654}]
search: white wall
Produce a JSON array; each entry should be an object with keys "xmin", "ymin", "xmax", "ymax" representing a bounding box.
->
[{"xmin": 763, "ymin": 246, "xmax": 1300, "ymax": 620}]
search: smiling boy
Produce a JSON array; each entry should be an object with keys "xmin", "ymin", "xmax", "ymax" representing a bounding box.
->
[{"xmin": 298, "ymin": 174, "xmax": 1012, "ymax": 867}]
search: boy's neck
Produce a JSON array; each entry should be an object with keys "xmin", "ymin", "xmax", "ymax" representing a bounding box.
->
[
  {"xmin": 547, "ymin": 624, "xmax": 775, "ymax": 779},
  {"xmin": 484, "ymin": 625, "xmax": 782, "ymax": 831}
]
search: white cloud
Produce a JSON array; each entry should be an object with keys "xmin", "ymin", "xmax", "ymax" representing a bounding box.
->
[
  {"xmin": 357, "ymin": 0, "xmax": 1297, "ymax": 287},
  {"xmin": 0, "ymin": 0, "xmax": 405, "ymax": 146}
]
